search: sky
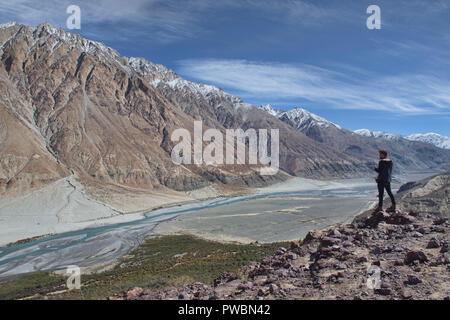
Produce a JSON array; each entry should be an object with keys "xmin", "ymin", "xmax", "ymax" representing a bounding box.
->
[{"xmin": 1, "ymin": 0, "xmax": 450, "ymax": 136}]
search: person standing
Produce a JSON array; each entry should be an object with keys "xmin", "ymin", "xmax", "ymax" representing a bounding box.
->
[{"xmin": 374, "ymin": 149, "xmax": 396, "ymax": 212}]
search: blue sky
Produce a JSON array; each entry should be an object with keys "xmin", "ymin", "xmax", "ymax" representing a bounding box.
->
[{"xmin": 1, "ymin": 0, "xmax": 450, "ymax": 136}]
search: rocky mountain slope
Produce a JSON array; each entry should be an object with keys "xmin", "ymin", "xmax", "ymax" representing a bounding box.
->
[
  {"xmin": 259, "ymin": 106, "xmax": 450, "ymax": 174},
  {"xmin": 0, "ymin": 22, "xmax": 371, "ymax": 204},
  {"xmin": 126, "ymin": 57, "xmax": 369, "ymax": 178},
  {"xmin": 112, "ymin": 174, "xmax": 450, "ymax": 300},
  {"xmin": 113, "ymin": 211, "xmax": 449, "ymax": 300}
]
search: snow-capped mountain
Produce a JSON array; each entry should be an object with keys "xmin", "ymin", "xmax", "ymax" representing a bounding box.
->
[
  {"xmin": 258, "ymin": 105, "xmax": 341, "ymax": 131},
  {"xmin": 354, "ymin": 129, "xmax": 402, "ymax": 141},
  {"xmin": 259, "ymin": 106, "xmax": 450, "ymax": 172},
  {"xmin": 0, "ymin": 20, "xmax": 448, "ymax": 199},
  {"xmin": 405, "ymin": 133, "xmax": 450, "ymax": 150},
  {"xmin": 281, "ymin": 108, "xmax": 341, "ymax": 131},
  {"xmin": 0, "ymin": 21, "xmax": 18, "ymax": 29},
  {"xmin": 259, "ymin": 104, "xmax": 281, "ymax": 117},
  {"xmin": 354, "ymin": 129, "xmax": 450, "ymax": 149},
  {"xmin": 1, "ymin": 21, "xmax": 377, "ymax": 198},
  {"xmin": 127, "ymin": 57, "xmax": 252, "ymax": 112}
]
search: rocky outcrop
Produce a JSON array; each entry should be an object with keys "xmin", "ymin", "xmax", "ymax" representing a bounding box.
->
[
  {"xmin": 394, "ymin": 172, "xmax": 449, "ymax": 217},
  {"xmin": 109, "ymin": 209, "xmax": 449, "ymax": 300}
]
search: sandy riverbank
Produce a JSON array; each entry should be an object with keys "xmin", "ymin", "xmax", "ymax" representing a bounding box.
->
[
  {"xmin": 0, "ymin": 176, "xmax": 193, "ymax": 247},
  {"xmin": 153, "ymin": 196, "xmax": 377, "ymax": 243},
  {"xmin": 0, "ymin": 172, "xmax": 439, "ymax": 279},
  {"xmin": 0, "ymin": 172, "xmax": 437, "ymax": 248}
]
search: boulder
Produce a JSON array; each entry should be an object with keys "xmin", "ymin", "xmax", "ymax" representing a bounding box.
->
[
  {"xmin": 126, "ymin": 287, "xmax": 144, "ymax": 298},
  {"xmin": 440, "ymin": 241, "xmax": 449, "ymax": 253},
  {"xmin": 433, "ymin": 218, "xmax": 447, "ymax": 225},
  {"xmin": 404, "ymin": 250, "xmax": 428, "ymax": 265},
  {"xmin": 303, "ymin": 230, "xmax": 323, "ymax": 244},
  {"xmin": 386, "ymin": 212, "xmax": 415, "ymax": 225},
  {"xmin": 426, "ymin": 238, "xmax": 441, "ymax": 249},
  {"xmin": 290, "ymin": 240, "xmax": 300, "ymax": 249},
  {"xmin": 320, "ymin": 237, "xmax": 341, "ymax": 248},
  {"xmin": 327, "ymin": 229, "xmax": 342, "ymax": 238},
  {"xmin": 406, "ymin": 274, "xmax": 422, "ymax": 285}
]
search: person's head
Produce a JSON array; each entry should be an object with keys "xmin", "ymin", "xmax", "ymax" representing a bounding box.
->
[{"xmin": 379, "ymin": 149, "xmax": 388, "ymax": 159}]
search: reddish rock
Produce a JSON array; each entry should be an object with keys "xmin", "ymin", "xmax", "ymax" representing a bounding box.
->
[
  {"xmin": 433, "ymin": 218, "xmax": 447, "ymax": 225},
  {"xmin": 404, "ymin": 250, "xmax": 428, "ymax": 265},
  {"xmin": 126, "ymin": 287, "xmax": 144, "ymax": 298},
  {"xmin": 320, "ymin": 237, "xmax": 341, "ymax": 247},
  {"xmin": 387, "ymin": 212, "xmax": 415, "ymax": 225},
  {"xmin": 408, "ymin": 211, "xmax": 419, "ymax": 217},
  {"xmin": 406, "ymin": 274, "xmax": 422, "ymax": 285},
  {"xmin": 303, "ymin": 230, "xmax": 323, "ymax": 244},
  {"xmin": 290, "ymin": 240, "xmax": 300, "ymax": 249},
  {"xmin": 356, "ymin": 256, "xmax": 368, "ymax": 263},
  {"xmin": 327, "ymin": 229, "xmax": 342, "ymax": 238},
  {"xmin": 426, "ymin": 238, "xmax": 441, "ymax": 249}
]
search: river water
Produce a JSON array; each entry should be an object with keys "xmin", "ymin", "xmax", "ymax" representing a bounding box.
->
[{"xmin": 0, "ymin": 180, "xmax": 381, "ymax": 280}]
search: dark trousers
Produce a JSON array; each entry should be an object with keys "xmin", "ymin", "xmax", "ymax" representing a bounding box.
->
[{"xmin": 377, "ymin": 181, "xmax": 395, "ymax": 208}]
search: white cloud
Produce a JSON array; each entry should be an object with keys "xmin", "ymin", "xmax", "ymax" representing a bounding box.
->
[
  {"xmin": 0, "ymin": 0, "xmax": 358, "ymax": 43},
  {"xmin": 177, "ymin": 58, "xmax": 450, "ymax": 115},
  {"xmin": 0, "ymin": 0, "xmax": 206, "ymax": 42}
]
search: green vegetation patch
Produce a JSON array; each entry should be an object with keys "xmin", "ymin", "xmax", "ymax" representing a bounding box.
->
[{"xmin": 0, "ymin": 235, "xmax": 289, "ymax": 300}]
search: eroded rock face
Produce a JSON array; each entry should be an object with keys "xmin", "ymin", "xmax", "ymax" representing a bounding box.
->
[
  {"xmin": 0, "ymin": 22, "xmax": 372, "ymax": 198},
  {"xmin": 110, "ymin": 209, "xmax": 449, "ymax": 301}
]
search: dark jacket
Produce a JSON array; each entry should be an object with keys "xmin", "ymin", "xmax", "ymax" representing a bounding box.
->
[{"xmin": 375, "ymin": 159, "xmax": 393, "ymax": 183}]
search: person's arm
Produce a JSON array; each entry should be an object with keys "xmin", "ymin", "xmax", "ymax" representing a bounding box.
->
[{"xmin": 374, "ymin": 160, "xmax": 381, "ymax": 172}]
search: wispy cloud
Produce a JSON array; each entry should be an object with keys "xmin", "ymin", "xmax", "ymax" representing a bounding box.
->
[
  {"xmin": 240, "ymin": 0, "xmax": 358, "ymax": 27},
  {"xmin": 177, "ymin": 58, "xmax": 450, "ymax": 115},
  {"xmin": 0, "ymin": 0, "xmax": 207, "ymax": 42},
  {"xmin": 0, "ymin": 0, "xmax": 360, "ymax": 43}
]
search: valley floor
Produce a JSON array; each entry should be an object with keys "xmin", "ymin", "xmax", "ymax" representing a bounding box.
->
[{"xmin": 0, "ymin": 171, "xmax": 438, "ymax": 280}]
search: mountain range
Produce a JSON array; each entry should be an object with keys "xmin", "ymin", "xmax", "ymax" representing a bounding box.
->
[
  {"xmin": 354, "ymin": 129, "xmax": 450, "ymax": 150},
  {"xmin": 0, "ymin": 22, "xmax": 449, "ymax": 212},
  {"xmin": 0, "ymin": 22, "xmax": 372, "ymax": 209},
  {"xmin": 258, "ymin": 105, "xmax": 450, "ymax": 174}
]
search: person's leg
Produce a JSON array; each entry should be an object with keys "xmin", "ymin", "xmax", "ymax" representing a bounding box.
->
[
  {"xmin": 385, "ymin": 182, "xmax": 396, "ymax": 208},
  {"xmin": 377, "ymin": 182, "xmax": 385, "ymax": 209}
]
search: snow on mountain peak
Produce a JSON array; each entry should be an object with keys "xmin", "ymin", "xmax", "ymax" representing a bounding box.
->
[
  {"xmin": 290, "ymin": 108, "xmax": 335, "ymax": 125},
  {"xmin": 128, "ymin": 57, "xmax": 178, "ymax": 83},
  {"xmin": 0, "ymin": 21, "xmax": 17, "ymax": 29},
  {"xmin": 353, "ymin": 129, "xmax": 372, "ymax": 137},
  {"xmin": 354, "ymin": 129, "xmax": 450, "ymax": 149},
  {"xmin": 259, "ymin": 105, "xmax": 281, "ymax": 117},
  {"xmin": 2, "ymin": 22, "xmax": 252, "ymax": 112},
  {"xmin": 127, "ymin": 56, "xmax": 247, "ymax": 106},
  {"xmin": 14, "ymin": 22, "xmax": 127, "ymax": 70},
  {"xmin": 354, "ymin": 129, "xmax": 402, "ymax": 141},
  {"xmin": 405, "ymin": 133, "xmax": 450, "ymax": 149},
  {"xmin": 0, "ymin": 22, "xmax": 125, "ymax": 69},
  {"xmin": 259, "ymin": 106, "xmax": 342, "ymax": 130}
]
